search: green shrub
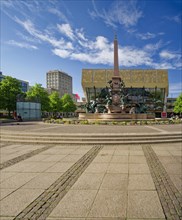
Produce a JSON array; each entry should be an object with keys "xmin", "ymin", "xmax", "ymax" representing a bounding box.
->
[
  {"xmin": 80, "ymin": 120, "xmax": 89, "ymax": 125},
  {"xmin": 94, "ymin": 120, "xmax": 101, "ymax": 125}
]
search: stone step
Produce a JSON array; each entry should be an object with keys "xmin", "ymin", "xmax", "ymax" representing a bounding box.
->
[
  {"xmin": 1, "ymin": 137, "xmax": 182, "ymax": 145},
  {"xmin": 1, "ymin": 135, "xmax": 181, "ymax": 141},
  {"xmin": 1, "ymin": 131, "xmax": 181, "ymax": 144},
  {"xmin": 1, "ymin": 132, "xmax": 181, "ymax": 138}
]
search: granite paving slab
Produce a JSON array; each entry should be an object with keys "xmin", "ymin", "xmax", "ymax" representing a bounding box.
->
[
  {"xmin": 0, "ymin": 217, "xmax": 14, "ymax": 220},
  {"xmin": 163, "ymin": 163, "xmax": 182, "ymax": 175},
  {"xmin": 22, "ymin": 172, "xmax": 61, "ymax": 189},
  {"xmin": 98, "ymin": 150, "xmax": 115, "ymax": 155},
  {"xmin": 129, "ymin": 164, "xmax": 150, "ymax": 174},
  {"xmin": 113, "ymin": 150, "xmax": 129, "ymax": 156},
  {"xmin": 128, "ymin": 191, "xmax": 165, "ymax": 219},
  {"xmin": 84, "ymin": 163, "xmax": 108, "ymax": 173},
  {"xmin": 0, "ymin": 188, "xmax": 16, "ymax": 200},
  {"xmin": 47, "ymin": 218, "xmax": 85, "ymax": 220},
  {"xmin": 88, "ymin": 190, "xmax": 127, "ymax": 218},
  {"xmin": 100, "ymin": 173, "xmax": 128, "ymax": 190},
  {"xmin": 107, "ymin": 164, "xmax": 128, "ymax": 174},
  {"xmin": 0, "ymin": 172, "xmax": 17, "ymax": 182},
  {"xmin": 49, "ymin": 190, "xmax": 97, "ymax": 218},
  {"xmin": 45, "ymin": 162, "xmax": 75, "ymax": 173},
  {"xmin": 0, "ymin": 189, "xmax": 43, "ymax": 216},
  {"xmin": 128, "ymin": 174, "xmax": 155, "ymax": 190},
  {"xmin": 41, "ymin": 154, "xmax": 67, "ymax": 162},
  {"xmin": 0, "ymin": 144, "xmax": 56, "ymax": 170},
  {"xmin": 110, "ymin": 155, "xmax": 128, "ymax": 163},
  {"xmin": 25, "ymin": 154, "xmax": 50, "ymax": 162},
  {"xmin": 92, "ymin": 155, "xmax": 112, "ymax": 163},
  {"xmin": 158, "ymin": 155, "xmax": 178, "ymax": 164},
  {"xmin": 129, "ymin": 155, "xmax": 147, "ymax": 164},
  {"xmin": 87, "ymin": 218, "xmax": 125, "ymax": 220},
  {"xmin": 61, "ymin": 154, "xmax": 86, "ymax": 162},
  {"xmin": 71, "ymin": 173, "xmax": 104, "ymax": 190},
  {"xmin": 0, "ymin": 172, "xmax": 38, "ymax": 189},
  {"xmin": 129, "ymin": 151, "xmax": 144, "ymax": 156},
  {"xmin": 12, "ymin": 145, "xmax": 103, "ymax": 219}
]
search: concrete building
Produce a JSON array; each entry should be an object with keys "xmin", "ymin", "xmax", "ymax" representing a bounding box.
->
[
  {"xmin": 46, "ymin": 70, "xmax": 72, "ymax": 97},
  {"xmin": 82, "ymin": 69, "xmax": 169, "ymax": 117},
  {"xmin": 0, "ymin": 72, "xmax": 29, "ymax": 92}
]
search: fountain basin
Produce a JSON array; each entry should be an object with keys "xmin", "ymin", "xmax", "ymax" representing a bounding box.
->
[{"xmin": 79, "ymin": 113, "xmax": 155, "ymax": 121}]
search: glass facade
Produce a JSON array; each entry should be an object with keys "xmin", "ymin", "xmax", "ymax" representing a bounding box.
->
[
  {"xmin": 82, "ymin": 69, "xmax": 168, "ymax": 116},
  {"xmin": 16, "ymin": 102, "xmax": 41, "ymax": 120},
  {"xmin": 85, "ymin": 87, "xmax": 165, "ymax": 114},
  {"xmin": 0, "ymin": 73, "xmax": 29, "ymax": 92}
]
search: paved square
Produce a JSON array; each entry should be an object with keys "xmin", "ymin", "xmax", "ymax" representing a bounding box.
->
[{"xmin": 0, "ymin": 123, "xmax": 182, "ymax": 219}]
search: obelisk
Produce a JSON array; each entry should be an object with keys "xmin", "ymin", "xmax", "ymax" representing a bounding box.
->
[
  {"xmin": 108, "ymin": 34, "xmax": 122, "ymax": 113},
  {"xmin": 114, "ymin": 34, "xmax": 119, "ymax": 76}
]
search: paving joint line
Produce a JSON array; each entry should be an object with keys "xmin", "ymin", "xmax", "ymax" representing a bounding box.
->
[
  {"xmin": 0, "ymin": 145, "xmax": 54, "ymax": 170},
  {"xmin": 13, "ymin": 145, "xmax": 103, "ymax": 220},
  {"xmin": 142, "ymin": 144, "xmax": 182, "ymax": 220}
]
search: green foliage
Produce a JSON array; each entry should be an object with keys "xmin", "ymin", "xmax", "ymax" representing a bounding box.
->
[
  {"xmin": 26, "ymin": 84, "xmax": 50, "ymax": 111},
  {"xmin": 149, "ymin": 90, "xmax": 163, "ymax": 101},
  {"xmin": 174, "ymin": 93, "xmax": 182, "ymax": 114},
  {"xmin": 0, "ymin": 76, "xmax": 22, "ymax": 116},
  {"xmin": 49, "ymin": 91, "xmax": 62, "ymax": 112},
  {"xmin": 80, "ymin": 120, "xmax": 89, "ymax": 125},
  {"xmin": 61, "ymin": 94, "xmax": 76, "ymax": 112}
]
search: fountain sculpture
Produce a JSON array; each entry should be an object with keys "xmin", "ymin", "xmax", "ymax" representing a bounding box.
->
[{"xmin": 79, "ymin": 35, "xmax": 155, "ymax": 121}]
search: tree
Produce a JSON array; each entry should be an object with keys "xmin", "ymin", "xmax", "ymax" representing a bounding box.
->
[
  {"xmin": 26, "ymin": 84, "xmax": 50, "ymax": 111},
  {"xmin": 49, "ymin": 91, "xmax": 62, "ymax": 113},
  {"xmin": 0, "ymin": 76, "xmax": 22, "ymax": 117},
  {"xmin": 174, "ymin": 93, "xmax": 182, "ymax": 114},
  {"xmin": 61, "ymin": 94, "xmax": 77, "ymax": 112}
]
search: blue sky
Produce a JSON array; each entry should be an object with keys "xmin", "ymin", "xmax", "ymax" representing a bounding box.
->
[{"xmin": 1, "ymin": 0, "xmax": 182, "ymax": 98}]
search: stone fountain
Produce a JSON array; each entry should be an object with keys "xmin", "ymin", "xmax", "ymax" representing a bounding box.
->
[{"xmin": 79, "ymin": 35, "xmax": 155, "ymax": 121}]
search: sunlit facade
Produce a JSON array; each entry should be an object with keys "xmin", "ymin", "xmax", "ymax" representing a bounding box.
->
[{"xmin": 46, "ymin": 70, "xmax": 72, "ymax": 98}]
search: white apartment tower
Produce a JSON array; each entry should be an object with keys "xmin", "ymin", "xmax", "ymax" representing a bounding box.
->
[{"xmin": 46, "ymin": 70, "xmax": 72, "ymax": 97}]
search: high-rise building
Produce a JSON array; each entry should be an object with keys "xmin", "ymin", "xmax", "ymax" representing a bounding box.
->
[{"xmin": 46, "ymin": 70, "xmax": 72, "ymax": 97}]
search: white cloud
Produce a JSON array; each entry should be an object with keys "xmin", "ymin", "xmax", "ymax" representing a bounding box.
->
[
  {"xmin": 14, "ymin": 18, "xmax": 181, "ymax": 70},
  {"xmin": 137, "ymin": 32, "xmax": 156, "ymax": 40},
  {"xmin": 52, "ymin": 49, "xmax": 70, "ymax": 58},
  {"xmin": 89, "ymin": 0, "xmax": 143, "ymax": 28},
  {"xmin": 1, "ymin": 0, "xmax": 14, "ymax": 8},
  {"xmin": 151, "ymin": 62, "xmax": 174, "ymax": 69},
  {"xmin": 165, "ymin": 14, "xmax": 182, "ymax": 24},
  {"xmin": 57, "ymin": 23, "xmax": 75, "ymax": 40},
  {"xmin": 16, "ymin": 31, "xmax": 41, "ymax": 43},
  {"xmin": 159, "ymin": 50, "xmax": 182, "ymax": 69},
  {"xmin": 158, "ymin": 32, "xmax": 165, "ymax": 35},
  {"xmin": 144, "ymin": 40, "xmax": 163, "ymax": 51},
  {"xmin": 120, "ymin": 46, "xmax": 152, "ymax": 67},
  {"xmin": 160, "ymin": 50, "xmax": 179, "ymax": 60},
  {"xmin": 15, "ymin": 18, "xmax": 73, "ymax": 50},
  {"xmin": 48, "ymin": 8, "xmax": 69, "ymax": 23},
  {"xmin": 7, "ymin": 40, "xmax": 38, "ymax": 50},
  {"xmin": 169, "ymin": 82, "xmax": 182, "ymax": 96},
  {"xmin": 94, "ymin": 36, "xmax": 109, "ymax": 50},
  {"xmin": 137, "ymin": 32, "xmax": 165, "ymax": 40},
  {"xmin": 76, "ymin": 28, "xmax": 87, "ymax": 41}
]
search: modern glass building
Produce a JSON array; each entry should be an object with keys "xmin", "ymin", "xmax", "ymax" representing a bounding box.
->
[
  {"xmin": 82, "ymin": 69, "xmax": 168, "ymax": 116},
  {"xmin": 0, "ymin": 72, "xmax": 29, "ymax": 92}
]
